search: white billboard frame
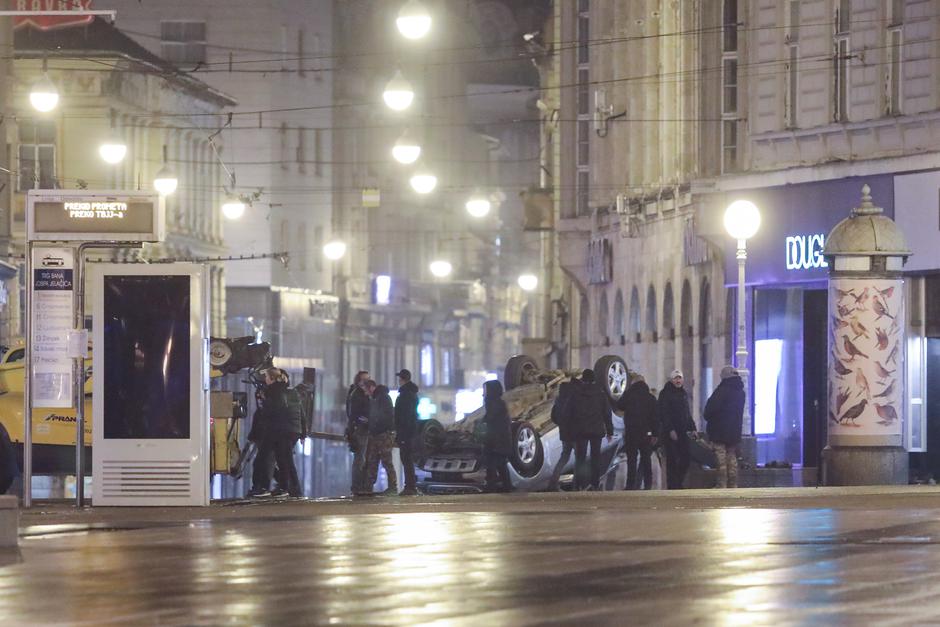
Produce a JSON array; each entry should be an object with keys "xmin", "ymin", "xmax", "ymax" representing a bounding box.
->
[{"xmin": 27, "ymin": 189, "xmax": 165, "ymax": 243}]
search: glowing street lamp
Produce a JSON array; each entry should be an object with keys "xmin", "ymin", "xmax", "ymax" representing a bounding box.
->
[
  {"xmin": 724, "ymin": 199, "xmax": 761, "ymax": 436},
  {"xmin": 153, "ymin": 165, "xmax": 178, "ymax": 196},
  {"xmin": 517, "ymin": 273, "xmax": 538, "ymax": 292},
  {"xmin": 323, "ymin": 240, "xmax": 347, "ymax": 261},
  {"xmin": 99, "ymin": 134, "xmax": 127, "ymax": 164},
  {"xmin": 382, "ymin": 71, "xmax": 415, "ymax": 111},
  {"xmin": 410, "ymin": 170, "xmax": 437, "ymax": 194},
  {"xmin": 221, "ymin": 194, "xmax": 246, "ymax": 220},
  {"xmin": 29, "ymin": 73, "xmax": 59, "ymax": 113},
  {"xmin": 429, "ymin": 260, "xmax": 452, "ymax": 278},
  {"xmin": 465, "ymin": 195, "xmax": 492, "ymax": 218},
  {"xmin": 396, "ymin": 0, "xmax": 432, "ymax": 40},
  {"xmin": 392, "ymin": 130, "xmax": 422, "ymax": 164}
]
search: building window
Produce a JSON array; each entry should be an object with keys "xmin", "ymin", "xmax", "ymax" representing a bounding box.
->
[
  {"xmin": 279, "ymin": 219, "xmax": 290, "ymax": 253},
  {"xmin": 441, "ymin": 348, "xmax": 452, "ymax": 387},
  {"xmin": 577, "ymin": 6, "xmax": 589, "ymax": 64},
  {"xmin": 787, "ymin": 0, "xmax": 800, "ymax": 43},
  {"xmin": 576, "ymin": 2, "xmax": 590, "ymax": 218},
  {"xmin": 722, "ymin": 120, "xmax": 737, "ymax": 173},
  {"xmin": 785, "ymin": 45, "xmax": 799, "ymax": 128},
  {"xmin": 722, "ymin": 58, "xmax": 738, "ymax": 114},
  {"xmin": 577, "ymin": 69, "xmax": 590, "ymax": 115},
  {"xmin": 577, "ymin": 120, "xmax": 590, "ymax": 166},
  {"xmin": 296, "ymin": 127, "xmax": 306, "ymax": 173},
  {"xmin": 577, "ymin": 171, "xmax": 589, "ymax": 216},
  {"xmin": 279, "ymin": 122, "xmax": 289, "ymax": 170},
  {"xmin": 18, "ymin": 120, "xmax": 55, "ymax": 192},
  {"xmin": 314, "ymin": 128, "xmax": 323, "ymax": 177},
  {"xmin": 161, "ymin": 21, "xmax": 207, "ymax": 65},
  {"xmin": 834, "ymin": 36, "xmax": 849, "ymax": 122},
  {"xmin": 314, "ymin": 226, "xmax": 324, "ymax": 271},
  {"xmin": 420, "ymin": 344, "xmax": 434, "ymax": 387},
  {"xmin": 836, "ymin": 0, "xmax": 850, "ymax": 34},
  {"xmin": 723, "ymin": 0, "xmax": 738, "ymax": 53},
  {"xmin": 297, "ymin": 222, "xmax": 307, "ymax": 271},
  {"xmin": 889, "ymin": 0, "xmax": 904, "ymax": 26},
  {"xmin": 297, "ymin": 29, "xmax": 305, "ymax": 77},
  {"xmin": 886, "ymin": 28, "xmax": 902, "ymax": 115}
]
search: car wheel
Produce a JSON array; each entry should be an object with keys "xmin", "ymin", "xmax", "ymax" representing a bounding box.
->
[
  {"xmin": 413, "ymin": 418, "xmax": 445, "ymax": 460},
  {"xmin": 505, "ymin": 354, "xmax": 539, "ymax": 391},
  {"xmin": 593, "ymin": 355, "xmax": 629, "ymax": 403},
  {"xmin": 509, "ymin": 421, "xmax": 544, "ymax": 478}
]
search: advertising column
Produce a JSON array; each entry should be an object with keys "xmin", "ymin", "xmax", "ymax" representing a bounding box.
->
[{"xmin": 30, "ymin": 248, "xmax": 74, "ymax": 408}]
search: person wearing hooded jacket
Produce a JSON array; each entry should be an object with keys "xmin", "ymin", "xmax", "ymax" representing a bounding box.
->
[
  {"xmin": 659, "ymin": 369, "xmax": 695, "ymax": 490},
  {"xmin": 615, "ymin": 375, "xmax": 659, "ymax": 490},
  {"xmin": 364, "ymin": 383, "xmax": 398, "ymax": 495},
  {"xmin": 482, "ymin": 380, "xmax": 513, "ymax": 492},
  {"xmin": 345, "ymin": 371, "xmax": 372, "ymax": 494},
  {"xmin": 394, "ymin": 369, "xmax": 420, "ymax": 495},
  {"xmin": 704, "ymin": 366, "xmax": 746, "ymax": 488},
  {"xmin": 572, "ymin": 369, "xmax": 614, "ymax": 490},
  {"xmin": 546, "ymin": 378, "xmax": 579, "ymax": 491}
]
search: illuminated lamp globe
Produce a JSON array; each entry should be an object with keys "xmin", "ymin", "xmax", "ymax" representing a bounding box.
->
[
  {"xmin": 29, "ymin": 74, "xmax": 59, "ymax": 113},
  {"xmin": 410, "ymin": 171, "xmax": 437, "ymax": 194},
  {"xmin": 392, "ymin": 132, "xmax": 421, "ymax": 164},
  {"xmin": 153, "ymin": 165, "xmax": 178, "ymax": 196},
  {"xmin": 518, "ymin": 273, "xmax": 538, "ymax": 292},
  {"xmin": 98, "ymin": 135, "xmax": 127, "ymax": 164},
  {"xmin": 723, "ymin": 199, "xmax": 761, "ymax": 241},
  {"xmin": 429, "ymin": 260, "xmax": 452, "ymax": 278},
  {"xmin": 396, "ymin": 0, "xmax": 432, "ymax": 40},
  {"xmin": 323, "ymin": 240, "xmax": 347, "ymax": 261},
  {"xmin": 221, "ymin": 195, "xmax": 246, "ymax": 220},
  {"xmin": 465, "ymin": 196, "xmax": 491, "ymax": 218},
  {"xmin": 382, "ymin": 71, "xmax": 415, "ymax": 111}
]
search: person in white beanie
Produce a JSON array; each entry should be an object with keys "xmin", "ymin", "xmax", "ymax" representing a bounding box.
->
[
  {"xmin": 657, "ymin": 369, "xmax": 695, "ymax": 489},
  {"xmin": 704, "ymin": 366, "xmax": 745, "ymax": 488}
]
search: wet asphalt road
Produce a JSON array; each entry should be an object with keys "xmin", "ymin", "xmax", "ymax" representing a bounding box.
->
[{"xmin": 3, "ymin": 487, "xmax": 940, "ymax": 625}]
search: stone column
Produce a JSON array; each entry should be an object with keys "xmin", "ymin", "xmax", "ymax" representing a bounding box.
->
[{"xmin": 822, "ymin": 185, "xmax": 911, "ymax": 485}]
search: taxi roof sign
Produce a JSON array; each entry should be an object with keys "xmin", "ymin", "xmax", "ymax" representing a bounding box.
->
[{"xmin": 27, "ymin": 189, "xmax": 165, "ymax": 243}]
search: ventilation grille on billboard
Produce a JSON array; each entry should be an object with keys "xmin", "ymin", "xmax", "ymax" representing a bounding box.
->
[{"xmin": 100, "ymin": 460, "xmax": 192, "ymax": 498}]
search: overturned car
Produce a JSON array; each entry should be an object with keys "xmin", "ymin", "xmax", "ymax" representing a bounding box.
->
[{"xmin": 415, "ymin": 355, "xmax": 629, "ymax": 493}]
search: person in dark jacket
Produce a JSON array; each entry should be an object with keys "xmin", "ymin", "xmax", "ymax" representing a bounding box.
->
[
  {"xmin": 615, "ymin": 375, "xmax": 659, "ymax": 490},
  {"xmin": 345, "ymin": 371, "xmax": 372, "ymax": 495},
  {"xmin": 572, "ymin": 369, "xmax": 614, "ymax": 490},
  {"xmin": 364, "ymin": 383, "xmax": 398, "ymax": 495},
  {"xmin": 704, "ymin": 365, "xmax": 746, "ymax": 488},
  {"xmin": 659, "ymin": 369, "xmax": 695, "ymax": 490},
  {"xmin": 249, "ymin": 368, "xmax": 301, "ymax": 497},
  {"xmin": 482, "ymin": 380, "xmax": 513, "ymax": 492},
  {"xmin": 547, "ymin": 379, "xmax": 579, "ymax": 491},
  {"xmin": 394, "ymin": 369, "xmax": 420, "ymax": 496}
]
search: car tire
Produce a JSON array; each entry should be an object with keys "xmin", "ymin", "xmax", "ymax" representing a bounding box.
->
[
  {"xmin": 413, "ymin": 418, "xmax": 445, "ymax": 460},
  {"xmin": 509, "ymin": 420, "xmax": 544, "ymax": 478},
  {"xmin": 505, "ymin": 354, "xmax": 539, "ymax": 391},
  {"xmin": 593, "ymin": 355, "xmax": 629, "ymax": 403}
]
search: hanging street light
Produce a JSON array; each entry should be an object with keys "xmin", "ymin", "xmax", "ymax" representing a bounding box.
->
[
  {"xmin": 29, "ymin": 73, "xmax": 59, "ymax": 113},
  {"xmin": 429, "ymin": 260, "xmax": 452, "ymax": 278},
  {"xmin": 392, "ymin": 130, "xmax": 422, "ymax": 164},
  {"xmin": 98, "ymin": 134, "xmax": 127, "ymax": 164},
  {"xmin": 382, "ymin": 71, "xmax": 415, "ymax": 111},
  {"xmin": 153, "ymin": 165, "xmax": 178, "ymax": 196},
  {"xmin": 410, "ymin": 170, "xmax": 437, "ymax": 194},
  {"xmin": 466, "ymin": 195, "xmax": 492, "ymax": 218},
  {"xmin": 221, "ymin": 194, "xmax": 246, "ymax": 220},
  {"xmin": 518, "ymin": 273, "xmax": 538, "ymax": 292},
  {"xmin": 323, "ymin": 240, "xmax": 347, "ymax": 261},
  {"xmin": 396, "ymin": 0, "xmax": 432, "ymax": 40}
]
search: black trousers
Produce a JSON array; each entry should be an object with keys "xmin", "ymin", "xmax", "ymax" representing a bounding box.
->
[
  {"xmin": 252, "ymin": 434, "xmax": 300, "ymax": 495},
  {"xmin": 574, "ymin": 436, "xmax": 603, "ymax": 490},
  {"xmin": 624, "ymin": 440, "xmax": 653, "ymax": 490},
  {"xmin": 484, "ymin": 450, "xmax": 512, "ymax": 491},
  {"xmin": 665, "ymin": 438, "xmax": 690, "ymax": 490},
  {"xmin": 398, "ymin": 439, "xmax": 417, "ymax": 490}
]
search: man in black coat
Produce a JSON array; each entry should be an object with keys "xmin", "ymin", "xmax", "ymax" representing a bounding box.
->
[
  {"xmin": 547, "ymin": 379, "xmax": 578, "ymax": 491},
  {"xmin": 615, "ymin": 375, "xmax": 659, "ymax": 490},
  {"xmin": 394, "ymin": 369, "xmax": 420, "ymax": 495},
  {"xmin": 572, "ymin": 369, "xmax": 614, "ymax": 490},
  {"xmin": 704, "ymin": 365, "xmax": 746, "ymax": 488},
  {"xmin": 345, "ymin": 371, "xmax": 372, "ymax": 495},
  {"xmin": 659, "ymin": 369, "xmax": 695, "ymax": 490},
  {"xmin": 249, "ymin": 368, "xmax": 302, "ymax": 497},
  {"xmin": 482, "ymin": 380, "xmax": 513, "ymax": 492}
]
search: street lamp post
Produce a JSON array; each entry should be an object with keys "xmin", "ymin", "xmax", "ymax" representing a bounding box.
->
[{"xmin": 723, "ymin": 199, "xmax": 761, "ymax": 436}]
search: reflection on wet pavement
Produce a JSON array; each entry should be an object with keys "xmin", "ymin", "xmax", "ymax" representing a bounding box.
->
[{"xmin": 2, "ymin": 492, "xmax": 940, "ymax": 624}]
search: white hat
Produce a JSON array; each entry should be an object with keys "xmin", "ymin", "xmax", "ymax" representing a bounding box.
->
[{"xmin": 669, "ymin": 369, "xmax": 683, "ymax": 380}]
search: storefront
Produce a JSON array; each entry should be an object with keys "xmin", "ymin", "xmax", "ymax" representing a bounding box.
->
[{"xmin": 713, "ymin": 174, "xmax": 896, "ymax": 469}]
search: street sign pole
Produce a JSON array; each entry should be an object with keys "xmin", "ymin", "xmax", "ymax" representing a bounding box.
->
[{"xmin": 23, "ymin": 241, "xmax": 32, "ymax": 508}]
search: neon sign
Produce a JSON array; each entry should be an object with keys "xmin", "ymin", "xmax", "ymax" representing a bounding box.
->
[{"xmin": 785, "ymin": 234, "xmax": 829, "ymax": 270}]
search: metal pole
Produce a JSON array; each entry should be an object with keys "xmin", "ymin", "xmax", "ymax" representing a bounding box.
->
[
  {"xmin": 73, "ymin": 244, "xmax": 88, "ymax": 507},
  {"xmin": 23, "ymin": 241, "xmax": 32, "ymax": 508},
  {"xmin": 736, "ymin": 238, "xmax": 751, "ymax": 436}
]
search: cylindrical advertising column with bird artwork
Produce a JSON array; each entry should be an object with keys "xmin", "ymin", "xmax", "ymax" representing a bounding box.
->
[{"xmin": 823, "ymin": 185, "xmax": 911, "ymax": 485}]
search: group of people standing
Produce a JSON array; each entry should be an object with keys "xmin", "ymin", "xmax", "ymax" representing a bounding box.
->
[{"xmin": 344, "ymin": 368, "xmax": 420, "ymax": 496}]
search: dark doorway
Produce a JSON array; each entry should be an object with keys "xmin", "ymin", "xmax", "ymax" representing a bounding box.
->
[{"xmin": 802, "ymin": 289, "xmax": 828, "ymax": 469}]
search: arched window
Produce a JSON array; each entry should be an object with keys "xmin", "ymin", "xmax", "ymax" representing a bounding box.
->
[
  {"xmin": 613, "ymin": 289, "xmax": 625, "ymax": 344},
  {"xmin": 598, "ymin": 291, "xmax": 609, "ymax": 343},
  {"xmin": 663, "ymin": 282, "xmax": 675, "ymax": 340},
  {"xmin": 579, "ymin": 293, "xmax": 590, "ymax": 346},
  {"xmin": 680, "ymin": 279, "xmax": 693, "ymax": 338},
  {"xmin": 646, "ymin": 284, "xmax": 658, "ymax": 343},
  {"xmin": 699, "ymin": 279, "xmax": 711, "ymax": 339},
  {"xmin": 629, "ymin": 287, "xmax": 641, "ymax": 342}
]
